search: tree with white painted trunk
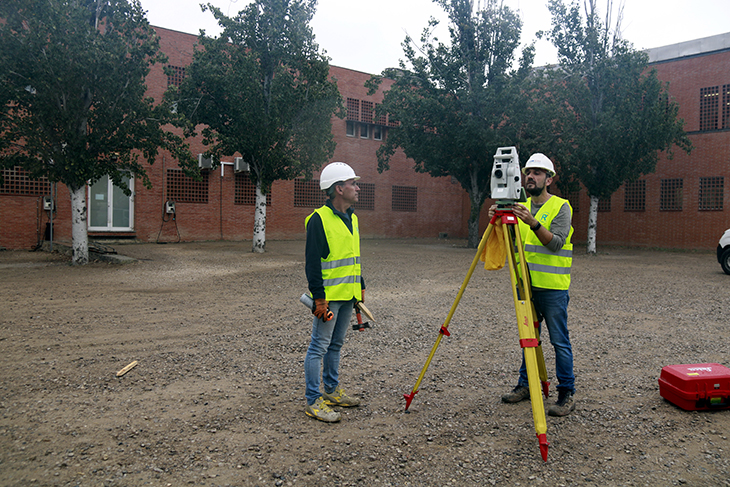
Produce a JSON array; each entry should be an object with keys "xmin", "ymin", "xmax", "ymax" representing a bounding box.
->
[
  {"xmin": 541, "ymin": 0, "xmax": 691, "ymax": 253},
  {"xmin": 176, "ymin": 0, "xmax": 341, "ymax": 253},
  {"xmin": 0, "ymin": 0, "xmax": 193, "ymax": 264}
]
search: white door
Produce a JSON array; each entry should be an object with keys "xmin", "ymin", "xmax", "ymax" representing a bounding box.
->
[{"xmin": 88, "ymin": 174, "xmax": 134, "ymax": 231}]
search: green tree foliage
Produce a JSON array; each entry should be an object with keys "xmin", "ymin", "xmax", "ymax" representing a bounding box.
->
[
  {"xmin": 0, "ymin": 0, "xmax": 193, "ymax": 264},
  {"xmin": 542, "ymin": 0, "xmax": 691, "ymax": 253},
  {"xmin": 366, "ymin": 0, "xmax": 534, "ymax": 248},
  {"xmin": 175, "ymin": 0, "xmax": 342, "ymax": 253}
]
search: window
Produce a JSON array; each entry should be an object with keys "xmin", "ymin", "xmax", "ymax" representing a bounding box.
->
[
  {"xmin": 360, "ymin": 124, "xmax": 369, "ymax": 139},
  {"xmin": 361, "ymin": 101, "xmax": 374, "ymax": 124},
  {"xmin": 723, "ymin": 84, "xmax": 730, "ymax": 129},
  {"xmin": 660, "ymin": 178, "xmax": 683, "ymax": 211},
  {"xmin": 373, "ymin": 125, "xmax": 383, "ymax": 141},
  {"xmin": 235, "ymin": 173, "xmax": 271, "ymax": 206},
  {"xmin": 346, "ymin": 121, "xmax": 356, "ymax": 137},
  {"xmin": 598, "ymin": 196, "xmax": 611, "ymax": 212},
  {"xmin": 353, "ymin": 182, "xmax": 375, "ymax": 211},
  {"xmin": 294, "ymin": 179, "xmax": 326, "ymax": 208},
  {"xmin": 565, "ymin": 191, "xmax": 580, "ymax": 213},
  {"xmin": 699, "ymin": 177, "xmax": 724, "ymax": 211},
  {"xmin": 167, "ymin": 66, "xmax": 186, "ymax": 87},
  {"xmin": 346, "ymin": 98, "xmax": 359, "ymax": 121},
  {"xmin": 624, "ymin": 180, "xmax": 646, "ymax": 212},
  {"xmin": 392, "ymin": 185, "xmax": 417, "ymax": 212},
  {"xmin": 700, "ymin": 86, "xmax": 719, "ymax": 131},
  {"xmin": 166, "ymin": 169, "xmax": 209, "ymax": 203},
  {"xmin": 0, "ymin": 166, "xmax": 50, "ymax": 196}
]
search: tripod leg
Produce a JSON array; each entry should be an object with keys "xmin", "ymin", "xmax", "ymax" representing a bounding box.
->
[
  {"xmin": 403, "ymin": 222, "xmax": 496, "ymax": 411},
  {"xmin": 502, "ymin": 222, "xmax": 550, "ymax": 461}
]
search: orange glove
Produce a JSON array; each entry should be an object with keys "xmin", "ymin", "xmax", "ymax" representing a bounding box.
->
[
  {"xmin": 360, "ymin": 289, "xmax": 365, "ymax": 303},
  {"xmin": 313, "ymin": 298, "xmax": 332, "ymax": 321}
]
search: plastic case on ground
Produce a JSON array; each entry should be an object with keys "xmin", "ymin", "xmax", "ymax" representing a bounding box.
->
[{"xmin": 659, "ymin": 363, "xmax": 730, "ymax": 411}]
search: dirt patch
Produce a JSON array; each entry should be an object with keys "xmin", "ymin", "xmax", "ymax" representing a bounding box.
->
[{"xmin": 1, "ymin": 239, "xmax": 729, "ymax": 486}]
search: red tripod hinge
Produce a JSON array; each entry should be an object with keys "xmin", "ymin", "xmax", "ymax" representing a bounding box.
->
[
  {"xmin": 439, "ymin": 326, "xmax": 451, "ymax": 336},
  {"xmin": 519, "ymin": 338, "xmax": 539, "ymax": 348}
]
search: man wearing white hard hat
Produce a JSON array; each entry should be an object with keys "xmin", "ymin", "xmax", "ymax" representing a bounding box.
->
[
  {"xmin": 303, "ymin": 162, "xmax": 365, "ymax": 422},
  {"xmin": 489, "ymin": 153, "xmax": 576, "ymax": 417}
]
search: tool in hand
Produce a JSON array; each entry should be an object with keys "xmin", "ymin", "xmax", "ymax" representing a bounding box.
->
[
  {"xmin": 299, "ymin": 293, "xmax": 333, "ymax": 321},
  {"xmin": 353, "ymin": 301, "xmax": 375, "ymax": 331}
]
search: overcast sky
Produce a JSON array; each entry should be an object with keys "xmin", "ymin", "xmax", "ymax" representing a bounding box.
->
[{"xmin": 141, "ymin": 0, "xmax": 730, "ymax": 74}]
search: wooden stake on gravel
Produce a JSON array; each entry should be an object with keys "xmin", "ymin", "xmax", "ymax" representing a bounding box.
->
[{"xmin": 116, "ymin": 360, "xmax": 138, "ymax": 377}]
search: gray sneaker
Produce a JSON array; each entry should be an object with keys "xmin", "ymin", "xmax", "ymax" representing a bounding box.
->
[
  {"xmin": 548, "ymin": 390, "xmax": 575, "ymax": 417},
  {"xmin": 305, "ymin": 396, "xmax": 341, "ymax": 423},
  {"xmin": 501, "ymin": 385, "xmax": 530, "ymax": 403},
  {"xmin": 322, "ymin": 386, "xmax": 360, "ymax": 407}
]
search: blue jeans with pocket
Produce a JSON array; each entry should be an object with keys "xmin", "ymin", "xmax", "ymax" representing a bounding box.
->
[
  {"xmin": 304, "ymin": 299, "xmax": 355, "ymax": 405},
  {"xmin": 517, "ymin": 289, "xmax": 575, "ymax": 394}
]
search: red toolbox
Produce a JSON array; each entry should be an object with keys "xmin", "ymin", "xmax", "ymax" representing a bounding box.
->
[{"xmin": 659, "ymin": 363, "xmax": 730, "ymax": 411}]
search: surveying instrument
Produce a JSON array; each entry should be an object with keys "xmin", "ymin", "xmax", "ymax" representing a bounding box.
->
[{"xmin": 403, "ymin": 146, "xmax": 552, "ymax": 461}]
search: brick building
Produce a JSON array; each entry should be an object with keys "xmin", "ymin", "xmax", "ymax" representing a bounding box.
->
[{"xmin": 1, "ymin": 28, "xmax": 728, "ymax": 251}]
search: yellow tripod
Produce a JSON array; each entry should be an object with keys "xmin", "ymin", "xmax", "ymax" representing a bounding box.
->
[{"xmin": 403, "ymin": 208, "xmax": 551, "ymax": 461}]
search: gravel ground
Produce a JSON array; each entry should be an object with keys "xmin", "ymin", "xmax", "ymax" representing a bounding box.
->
[{"xmin": 1, "ymin": 238, "xmax": 729, "ymax": 487}]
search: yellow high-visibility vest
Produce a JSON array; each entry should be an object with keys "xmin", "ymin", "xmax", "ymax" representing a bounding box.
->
[
  {"xmin": 517, "ymin": 196, "xmax": 573, "ymax": 290},
  {"xmin": 306, "ymin": 205, "xmax": 362, "ymax": 301}
]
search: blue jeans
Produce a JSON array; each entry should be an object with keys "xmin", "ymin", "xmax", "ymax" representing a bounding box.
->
[
  {"xmin": 304, "ymin": 299, "xmax": 355, "ymax": 405},
  {"xmin": 517, "ymin": 289, "xmax": 575, "ymax": 394}
]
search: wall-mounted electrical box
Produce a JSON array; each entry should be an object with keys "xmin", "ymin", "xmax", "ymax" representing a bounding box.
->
[
  {"xmin": 165, "ymin": 200, "xmax": 176, "ymax": 214},
  {"xmin": 42, "ymin": 195, "xmax": 54, "ymax": 211},
  {"xmin": 234, "ymin": 157, "xmax": 249, "ymax": 173},
  {"xmin": 198, "ymin": 154, "xmax": 213, "ymax": 169}
]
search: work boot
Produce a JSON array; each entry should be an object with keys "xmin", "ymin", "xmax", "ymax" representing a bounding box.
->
[
  {"xmin": 322, "ymin": 386, "xmax": 361, "ymax": 407},
  {"xmin": 501, "ymin": 385, "xmax": 530, "ymax": 403},
  {"xmin": 548, "ymin": 390, "xmax": 575, "ymax": 417},
  {"xmin": 305, "ymin": 396, "xmax": 341, "ymax": 423}
]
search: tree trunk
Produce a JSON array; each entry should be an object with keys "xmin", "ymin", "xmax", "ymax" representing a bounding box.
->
[
  {"xmin": 587, "ymin": 195, "xmax": 598, "ymax": 254},
  {"xmin": 69, "ymin": 185, "xmax": 89, "ymax": 265},
  {"xmin": 467, "ymin": 193, "xmax": 483, "ymax": 248},
  {"xmin": 252, "ymin": 181, "xmax": 266, "ymax": 253}
]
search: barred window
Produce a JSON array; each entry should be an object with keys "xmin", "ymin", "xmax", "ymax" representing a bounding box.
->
[
  {"xmin": 346, "ymin": 98, "xmax": 359, "ymax": 121},
  {"xmin": 392, "ymin": 185, "xmax": 417, "ymax": 212},
  {"xmin": 700, "ymin": 86, "xmax": 719, "ymax": 131},
  {"xmin": 598, "ymin": 196, "xmax": 611, "ymax": 212},
  {"xmin": 361, "ymin": 101, "xmax": 374, "ymax": 123},
  {"xmin": 660, "ymin": 178, "xmax": 683, "ymax": 211},
  {"xmin": 167, "ymin": 66, "xmax": 186, "ymax": 87},
  {"xmin": 166, "ymin": 169, "xmax": 208, "ymax": 203},
  {"xmin": 374, "ymin": 103, "xmax": 386, "ymax": 125},
  {"xmin": 722, "ymin": 85, "xmax": 730, "ymax": 129},
  {"xmin": 353, "ymin": 182, "xmax": 375, "ymax": 211},
  {"xmin": 699, "ymin": 177, "xmax": 724, "ymax": 211},
  {"xmin": 235, "ymin": 173, "xmax": 270, "ymax": 206},
  {"xmin": 294, "ymin": 179, "xmax": 326, "ymax": 208},
  {"xmin": 624, "ymin": 180, "xmax": 646, "ymax": 212},
  {"xmin": 565, "ymin": 191, "xmax": 580, "ymax": 213},
  {"xmin": 0, "ymin": 166, "xmax": 50, "ymax": 196}
]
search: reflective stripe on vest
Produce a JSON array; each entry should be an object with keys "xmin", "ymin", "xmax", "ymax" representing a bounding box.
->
[
  {"xmin": 306, "ymin": 205, "xmax": 362, "ymax": 301},
  {"xmin": 518, "ymin": 196, "xmax": 573, "ymax": 290}
]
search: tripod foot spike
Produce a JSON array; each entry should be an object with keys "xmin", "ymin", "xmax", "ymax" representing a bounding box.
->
[
  {"xmin": 542, "ymin": 380, "xmax": 550, "ymax": 398},
  {"xmin": 403, "ymin": 390, "xmax": 418, "ymax": 411},
  {"xmin": 537, "ymin": 433, "xmax": 549, "ymax": 462}
]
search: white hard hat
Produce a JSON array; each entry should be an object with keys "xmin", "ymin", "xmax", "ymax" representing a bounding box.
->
[
  {"xmin": 523, "ymin": 153, "xmax": 555, "ymax": 177},
  {"xmin": 319, "ymin": 162, "xmax": 360, "ymax": 190}
]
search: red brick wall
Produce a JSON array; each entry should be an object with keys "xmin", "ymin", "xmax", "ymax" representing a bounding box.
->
[{"xmin": 3, "ymin": 26, "xmax": 727, "ymax": 251}]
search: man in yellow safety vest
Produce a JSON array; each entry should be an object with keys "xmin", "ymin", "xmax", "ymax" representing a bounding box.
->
[
  {"xmin": 303, "ymin": 162, "xmax": 365, "ymax": 422},
  {"xmin": 489, "ymin": 153, "xmax": 576, "ymax": 417}
]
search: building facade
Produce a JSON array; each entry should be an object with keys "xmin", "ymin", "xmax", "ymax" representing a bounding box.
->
[{"xmin": 1, "ymin": 28, "xmax": 728, "ymax": 251}]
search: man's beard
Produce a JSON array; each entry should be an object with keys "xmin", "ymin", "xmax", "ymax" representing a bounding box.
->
[{"xmin": 525, "ymin": 183, "xmax": 544, "ymax": 197}]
